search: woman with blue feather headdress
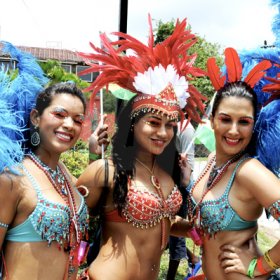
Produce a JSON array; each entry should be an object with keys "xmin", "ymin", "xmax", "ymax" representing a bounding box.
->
[{"xmin": 0, "ymin": 41, "xmax": 108, "ymax": 280}]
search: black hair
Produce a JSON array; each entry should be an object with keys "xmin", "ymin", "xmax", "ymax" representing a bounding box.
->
[
  {"xmin": 212, "ymin": 81, "xmax": 258, "ymax": 155},
  {"xmin": 27, "ymin": 82, "xmax": 86, "ymax": 151},
  {"xmin": 111, "ymin": 97, "xmax": 181, "ymax": 213},
  {"xmin": 35, "ymin": 82, "xmax": 87, "ymax": 115}
]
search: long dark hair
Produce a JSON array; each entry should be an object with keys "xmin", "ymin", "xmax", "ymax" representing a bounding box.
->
[
  {"xmin": 111, "ymin": 97, "xmax": 181, "ymax": 213},
  {"xmin": 212, "ymin": 81, "xmax": 258, "ymax": 155}
]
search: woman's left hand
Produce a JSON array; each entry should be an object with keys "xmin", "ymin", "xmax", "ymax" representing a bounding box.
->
[
  {"xmin": 89, "ymin": 115, "xmax": 109, "ymax": 155},
  {"xmin": 179, "ymin": 153, "xmax": 192, "ymax": 187},
  {"xmin": 219, "ymin": 238, "xmax": 258, "ymax": 276}
]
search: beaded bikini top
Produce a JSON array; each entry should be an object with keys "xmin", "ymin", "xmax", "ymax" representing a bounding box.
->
[
  {"xmin": 6, "ymin": 164, "xmax": 88, "ymax": 246},
  {"xmin": 105, "ymin": 184, "xmax": 182, "ymax": 227},
  {"xmin": 187, "ymin": 157, "xmax": 257, "ymax": 236}
]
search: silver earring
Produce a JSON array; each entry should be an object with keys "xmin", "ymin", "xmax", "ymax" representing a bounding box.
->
[{"xmin": 31, "ymin": 126, "xmax": 40, "ymax": 146}]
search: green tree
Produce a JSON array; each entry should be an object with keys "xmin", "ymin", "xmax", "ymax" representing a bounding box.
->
[
  {"xmin": 154, "ymin": 19, "xmax": 223, "ymax": 101},
  {"xmin": 39, "ymin": 60, "xmax": 91, "ymax": 97},
  {"xmin": 102, "ymin": 89, "xmax": 117, "ymax": 113}
]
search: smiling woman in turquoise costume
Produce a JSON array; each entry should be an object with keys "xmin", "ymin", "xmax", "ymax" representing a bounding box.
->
[
  {"xmin": 186, "ymin": 45, "xmax": 280, "ymax": 280},
  {"xmin": 0, "ymin": 42, "xmax": 108, "ymax": 280}
]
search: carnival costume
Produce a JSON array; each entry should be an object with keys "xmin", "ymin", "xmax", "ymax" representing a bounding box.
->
[
  {"xmin": 0, "ymin": 42, "xmax": 89, "ymax": 280},
  {"xmin": 78, "ymin": 15, "xmax": 207, "ymax": 253},
  {"xmin": 187, "ymin": 43, "xmax": 280, "ymax": 279}
]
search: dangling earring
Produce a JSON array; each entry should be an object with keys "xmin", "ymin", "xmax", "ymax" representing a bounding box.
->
[{"xmin": 31, "ymin": 126, "xmax": 40, "ymax": 146}]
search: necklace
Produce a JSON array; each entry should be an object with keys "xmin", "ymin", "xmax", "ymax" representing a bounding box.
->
[
  {"xmin": 135, "ymin": 158, "xmax": 168, "ymax": 250},
  {"xmin": 28, "ymin": 151, "xmax": 68, "ymax": 196},
  {"xmin": 187, "ymin": 152, "xmax": 244, "ymax": 230},
  {"xmin": 206, "ymin": 152, "xmax": 244, "ymax": 189},
  {"xmin": 135, "ymin": 158, "xmax": 159, "ymax": 189},
  {"xmin": 27, "ymin": 152, "xmax": 83, "ymax": 279}
]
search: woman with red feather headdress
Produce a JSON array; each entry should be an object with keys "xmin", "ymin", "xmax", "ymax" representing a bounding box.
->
[{"xmin": 77, "ymin": 15, "xmax": 207, "ymax": 280}]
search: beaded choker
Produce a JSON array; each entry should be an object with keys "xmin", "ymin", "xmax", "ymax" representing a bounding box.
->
[{"xmin": 28, "ymin": 151, "xmax": 68, "ymax": 196}]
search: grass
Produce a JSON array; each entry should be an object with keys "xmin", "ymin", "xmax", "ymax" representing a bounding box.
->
[{"xmin": 157, "ymin": 229, "xmax": 276, "ymax": 280}]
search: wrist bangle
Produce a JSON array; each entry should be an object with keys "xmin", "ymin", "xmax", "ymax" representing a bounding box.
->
[
  {"xmin": 257, "ymin": 257, "xmax": 269, "ymax": 275},
  {"xmin": 247, "ymin": 258, "xmax": 257, "ymax": 279},
  {"xmin": 89, "ymin": 153, "xmax": 101, "ymax": 161},
  {"xmin": 264, "ymin": 250, "xmax": 280, "ymax": 270}
]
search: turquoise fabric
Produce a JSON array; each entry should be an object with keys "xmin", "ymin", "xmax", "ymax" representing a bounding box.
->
[
  {"xmin": 6, "ymin": 164, "xmax": 88, "ymax": 245},
  {"xmin": 188, "ymin": 157, "xmax": 257, "ymax": 235}
]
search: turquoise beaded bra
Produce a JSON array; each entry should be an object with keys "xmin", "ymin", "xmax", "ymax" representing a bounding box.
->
[
  {"xmin": 6, "ymin": 164, "xmax": 88, "ymax": 246},
  {"xmin": 188, "ymin": 157, "xmax": 257, "ymax": 236}
]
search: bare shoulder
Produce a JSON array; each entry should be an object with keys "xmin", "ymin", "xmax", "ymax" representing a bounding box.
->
[
  {"xmin": 77, "ymin": 158, "xmax": 114, "ymax": 189},
  {"xmin": 236, "ymin": 157, "xmax": 280, "ymax": 196},
  {"xmin": 0, "ymin": 171, "xmax": 23, "ymax": 222},
  {"xmin": 237, "ymin": 157, "xmax": 274, "ymax": 180},
  {"xmin": 0, "ymin": 170, "xmax": 22, "ymax": 197}
]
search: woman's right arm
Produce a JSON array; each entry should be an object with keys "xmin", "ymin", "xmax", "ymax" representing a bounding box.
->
[{"xmin": 0, "ymin": 173, "xmax": 21, "ymax": 249}]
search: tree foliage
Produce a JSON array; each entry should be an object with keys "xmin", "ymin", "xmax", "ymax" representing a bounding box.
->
[
  {"xmin": 39, "ymin": 60, "xmax": 91, "ymax": 97},
  {"xmin": 154, "ymin": 19, "xmax": 223, "ymax": 101}
]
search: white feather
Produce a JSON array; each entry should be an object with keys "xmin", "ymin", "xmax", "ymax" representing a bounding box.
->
[{"xmin": 133, "ymin": 64, "xmax": 189, "ymax": 108}]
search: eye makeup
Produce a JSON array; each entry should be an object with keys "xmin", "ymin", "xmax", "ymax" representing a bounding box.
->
[{"xmin": 50, "ymin": 107, "xmax": 85, "ymax": 125}]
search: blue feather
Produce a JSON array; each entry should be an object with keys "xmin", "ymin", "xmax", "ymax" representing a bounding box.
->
[
  {"xmin": 270, "ymin": 0, "xmax": 280, "ymax": 47},
  {"xmin": 254, "ymin": 99, "xmax": 280, "ymax": 177},
  {"xmin": 239, "ymin": 47, "xmax": 280, "ymax": 105},
  {"xmin": 0, "ymin": 41, "xmax": 48, "ymax": 174}
]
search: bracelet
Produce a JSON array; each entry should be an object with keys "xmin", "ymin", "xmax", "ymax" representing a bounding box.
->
[
  {"xmin": 256, "ymin": 257, "xmax": 269, "ymax": 275},
  {"xmin": 247, "ymin": 258, "xmax": 257, "ymax": 279},
  {"xmin": 89, "ymin": 153, "xmax": 101, "ymax": 161},
  {"xmin": 263, "ymin": 250, "xmax": 280, "ymax": 270},
  {"xmin": 77, "ymin": 185, "xmax": 89, "ymax": 198},
  {"xmin": 0, "ymin": 221, "xmax": 9, "ymax": 228}
]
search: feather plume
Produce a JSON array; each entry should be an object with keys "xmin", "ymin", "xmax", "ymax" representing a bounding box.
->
[
  {"xmin": 243, "ymin": 60, "xmax": 272, "ymax": 88},
  {"xmin": 78, "ymin": 16, "xmax": 207, "ymax": 123},
  {"xmin": 0, "ymin": 41, "xmax": 48, "ymax": 173},
  {"xmin": 224, "ymin": 48, "xmax": 243, "ymax": 82},
  {"xmin": 254, "ymin": 99, "xmax": 280, "ymax": 176},
  {"xmin": 239, "ymin": 47, "xmax": 280, "ymax": 105},
  {"xmin": 207, "ymin": 58, "xmax": 226, "ymax": 91}
]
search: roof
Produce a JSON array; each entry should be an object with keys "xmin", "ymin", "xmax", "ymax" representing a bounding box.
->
[{"xmin": 0, "ymin": 43, "xmax": 85, "ymax": 64}]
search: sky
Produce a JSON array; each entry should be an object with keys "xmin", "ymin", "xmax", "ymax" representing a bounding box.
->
[{"xmin": 0, "ymin": 0, "xmax": 277, "ymax": 53}]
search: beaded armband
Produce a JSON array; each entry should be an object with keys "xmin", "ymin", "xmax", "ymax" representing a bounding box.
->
[
  {"xmin": 267, "ymin": 200, "xmax": 280, "ymax": 222},
  {"xmin": 0, "ymin": 221, "xmax": 9, "ymax": 229}
]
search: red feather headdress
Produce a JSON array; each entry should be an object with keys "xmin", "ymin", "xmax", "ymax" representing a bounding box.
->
[
  {"xmin": 207, "ymin": 47, "xmax": 272, "ymax": 91},
  {"xmin": 78, "ymin": 15, "xmax": 207, "ymax": 123}
]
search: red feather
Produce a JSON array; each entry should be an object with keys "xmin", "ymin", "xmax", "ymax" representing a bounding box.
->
[
  {"xmin": 207, "ymin": 58, "xmax": 226, "ymax": 91},
  {"xmin": 224, "ymin": 48, "xmax": 242, "ymax": 82},
  {"xmin": 244, "ymin": 60, "xmax": 272, "ymax": 88},
  {"xmin": 78, "ymin": 15, "xmax": 207, "ymax": 123}
]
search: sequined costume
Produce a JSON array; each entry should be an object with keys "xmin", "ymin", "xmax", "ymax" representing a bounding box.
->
[
  {"xmin": 105, "ymin": 184, "xmax": 182, "ymax": 227},
  {"xmin": 6, "ymin": 164, "xmax": 88, "ymax": 246}
]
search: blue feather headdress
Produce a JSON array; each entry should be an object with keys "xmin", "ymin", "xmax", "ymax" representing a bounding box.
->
[
  {"xmin": 238, "ymin": 0, "xmax": 280, "ymax": 176},
  {"xmin": 0, "ymin": 41, "xmax": 48, "ymax": 174}
]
